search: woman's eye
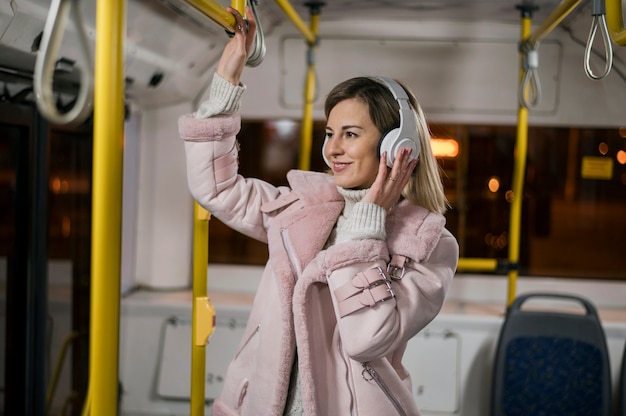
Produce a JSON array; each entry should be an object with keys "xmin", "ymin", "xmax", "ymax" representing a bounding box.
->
[
  {"xmin": 346, "ymin": 131, "xmax": 357, "ymax": 138},
  {"xmin": 324, "ymin": 132, "xmax": 333, "ymax": 139}
]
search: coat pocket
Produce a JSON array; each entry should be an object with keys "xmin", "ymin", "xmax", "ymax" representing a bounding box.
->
[{"xmin": 211, "ymin": 390, "xmax": 246, "ymax": 416}]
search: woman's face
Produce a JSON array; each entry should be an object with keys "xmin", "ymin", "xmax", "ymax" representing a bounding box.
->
[{"xmin": 324, "ymin": 98, "xmax": 381, "ymax": 189}]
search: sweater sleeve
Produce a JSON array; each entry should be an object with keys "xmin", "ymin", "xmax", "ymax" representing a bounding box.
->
[
  {"xmin": 195, "ymin": 73, "xmax": 246, "ymax": 119},
  {"xmin": 335, "ymin": 202, "xmax": 387, "ymax": 243}
]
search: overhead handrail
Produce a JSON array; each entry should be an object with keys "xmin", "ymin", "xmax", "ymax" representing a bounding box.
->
[
  {"xmin": 518, "ymin": 45, "xmax": 542, "ymax": 108},
  {"xmin": 584, "ymin": 0, "xmax": 613, "ymax": 80},
  {"xmin": 184, "ymin": 0, "xmax": 266, "ymax": 67},
  {"xmin": 33, "ymin": 0, "xmax": 93, "ymax": 125},
  {"xmin": 606, "ymin": 0, "xmax": 626, "ymax": 45},
  {"xmin": 274, "ymin": 0, "xmax": 317, "ymax": 44},
  {"xmin": 526, "ymin": 0, "xmax": 583, "ymax": 47},
  {"xmin": 517, "ymin": 0, "xmax": 583, "ymax": 111},
  {"xmin": 184, "ymin": 0, "xmax": 237, "ymax": 29}
]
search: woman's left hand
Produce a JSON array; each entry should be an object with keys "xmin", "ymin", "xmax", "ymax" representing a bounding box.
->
[{"xmin": 362, "ymin": 148, "xmax": 418, "ymax": 210}]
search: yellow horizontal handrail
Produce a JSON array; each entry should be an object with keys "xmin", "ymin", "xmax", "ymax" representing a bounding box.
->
[
  {"xmin": 185, "ymin": 0, "xmax": 316, "ymax": 44},
  {"xmin": 606, "ymin": 0, "xmax": 626, "ymax": 45},
  {"xmin": 185, "ymin": 0, "xmax": 237, "ymax": 31},
  {"xmin": 527, "ymin": 0, "xmax": 582, "ymax": 46},
  {"xmin": 274, "ymin": 0, "xmax": 316, "ymax": 44},
  {"xmin": 183, "ymin": 0, "xmax": 266, "ymax": 67},
  {"xmin": 457, "ymin": 257, "xmax": 499, "ymax": 273}
]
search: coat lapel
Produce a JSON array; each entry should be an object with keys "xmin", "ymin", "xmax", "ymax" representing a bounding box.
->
[{"xmin": 278, "ymin": 170, "xmax": 344, "ymax": 273}]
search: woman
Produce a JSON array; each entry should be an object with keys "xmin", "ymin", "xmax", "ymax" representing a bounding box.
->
[{"xmin": 178, "ymin": 8, "xmax": 459, "ymax": 416}]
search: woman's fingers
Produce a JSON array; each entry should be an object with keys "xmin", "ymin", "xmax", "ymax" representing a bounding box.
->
[
  {"xmin": 390, "ymin": 148, "xmax": 416, "ymax": 186},
  {"xmin": 230, "ymin": 7, "xmax": 256, "ymax": 57},
  {"xmin": 382, "ymin": 149, "xmax": 417, "ymax": 207},
  {"xmin": 244, "ymin": 6, "xmax": 257, "ymax": 54},
  {"xmin": 217, "ymin": 7, "xmax": 254, "ymax": 85},
  {"xmin": 363, "ymin": 148, "xmax": 418, "ymax": 210},
  {"xmin": 228, "ymin": 7, "xmax": 246, "ymax": 33}
]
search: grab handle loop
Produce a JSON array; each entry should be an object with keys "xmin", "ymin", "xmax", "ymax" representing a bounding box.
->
[
  {"xmin": 246, "ymin": 0, "xmax": 266, "ymax": 67},
  {"xmin": 585, "ymin": 0, "xmax": 613, "ymax": 80},
  {"xmin": 33, "ymin": 0, "xmax": 93, "ymax": 125},
  {"xmin": 518, "ymin": 45, "xmax": 542, "ymax": 109}
]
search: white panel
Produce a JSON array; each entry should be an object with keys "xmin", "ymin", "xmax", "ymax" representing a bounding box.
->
[
  {"xmin": 136, "ymin": 102, "xmax": 193, "ymax": 289},
  {"xmin": 404, "ymin": 330, "xmax": 460, "ymax": 413},
  {"xmin": 121, "ymin": 113, "xmax": 141, "ymax": 294},
  {"xmin": 281, "ymin": 36, "xmax": 561, "ymax": 117},
  {"xmin": 156, "ymin": 317, "xmax": 247, "ymax": 400}
]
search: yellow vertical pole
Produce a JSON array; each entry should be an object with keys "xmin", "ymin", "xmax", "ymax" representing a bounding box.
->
[
  {"xmin": 190, "ymin": 203, "xmax": 211, "ymax": 416},
  {"xmin": 189, "ymin": 5, "xmax": 242, "ymax": 415},
  {"xmin": 89, "ymin": 0, "xmax": 125, "ymax": 414},
  {"xmin": 508, "ymin": 13, "xmax": 532, "ymax": 307},
  {"xmin": 298, "ymin": 7, "xmax": 321, "ymax": 171}
]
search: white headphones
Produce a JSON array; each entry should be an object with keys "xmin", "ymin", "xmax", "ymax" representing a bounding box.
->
[{"xmin": 322, "ymin": 76, "xmax": 421, "ymax": 168}]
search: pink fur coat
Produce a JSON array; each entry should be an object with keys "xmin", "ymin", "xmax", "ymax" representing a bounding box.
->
[{"xmin": 179, "ymin": 113, "xmax": 459, "ymax": 416}]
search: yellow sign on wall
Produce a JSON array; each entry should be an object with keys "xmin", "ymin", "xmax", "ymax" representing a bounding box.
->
[{"xmin": 581, "ymin": 156, "xmax": 613, "ymax": 180}]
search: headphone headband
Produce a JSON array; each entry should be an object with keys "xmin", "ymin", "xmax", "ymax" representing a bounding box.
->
[{"xmin": 377, "ymin": 77, "xmax": 410, "ymax": 102}]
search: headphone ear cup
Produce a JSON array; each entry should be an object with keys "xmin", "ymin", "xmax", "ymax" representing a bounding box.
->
[
  {"xmin": 379, "ymin": 128, "xmax": 400, "ymax": 167},
  {"xmin": 379, "ymin": 128, "xmax": 420, "ymax": 168}
]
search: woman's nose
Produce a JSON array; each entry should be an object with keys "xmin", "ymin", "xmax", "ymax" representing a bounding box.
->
[{"xmin": 325, "ymin": 137, "xmax": 341, "ymax": 158}]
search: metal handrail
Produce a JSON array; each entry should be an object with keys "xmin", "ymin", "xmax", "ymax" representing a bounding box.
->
[
  {"xmin": 87, "ymin": 0, "xmax": 125, "ymax": 414},
  {"xmin": 457, "ymin": 258, "xmax": 499, "ymax": 273},
  {"xmin": 606, "ymin": 0, "xmax": 626, "ymax": 45},
  {"xmin": 275, "ymin": 0, "xmax": 316, "ymax": 44},
  {"xmin": 526, "ymin": 0, "xmax": 583, "ymax": 47},
  {"xmin": 518, "ymin": 46, "xmax": 542, "ymax": 108},
  {"xmin": 185, "ymin": 0, "xmax": 265, "ymax": 67},
  {"xmin": 585, "ymin": 0, "xmax": 613, "ymax": 80},
  {"xmin": 508, "ymin": 13, "xmax": 533, "ymax": 307},
  {"xmin": 184, "ymin": 0, "xmax": 238, "ymax": 31},
  {"xmin": 297, "ymin": 5, "xmax": 322, "ymax": 171},
  {"xmin": 33, "ymin": 0, "xmax": 93, "ymax": 125}
]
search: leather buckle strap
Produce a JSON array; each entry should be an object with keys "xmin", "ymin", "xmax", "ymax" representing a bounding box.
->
[
  {"xmin": 334, "ymin": 267, "xmax": 387, "ymax": 301},
  {"xmin": 387, "ymin": 254, "xmax": 408, "ymax": 280},
  {"xmin": 334, "ymin": 267, "xmax": 395, "ymax": 318}
]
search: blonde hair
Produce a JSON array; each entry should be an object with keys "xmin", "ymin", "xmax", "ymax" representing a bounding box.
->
[{"xmin": 324, "ymin": 77, "xmax": 448, "ymax": 214}]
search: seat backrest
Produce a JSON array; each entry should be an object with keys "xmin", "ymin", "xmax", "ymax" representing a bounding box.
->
[{"xmin": 491, "ymin": 292, "xmax": 612, "ymax": 416}]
